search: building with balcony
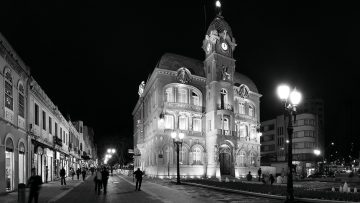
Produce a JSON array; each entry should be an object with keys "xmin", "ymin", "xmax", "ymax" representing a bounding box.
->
[
  {"xmin": 0, "ymin": 32, "xmax": 98, "ymax": 193},
  {"xmin": 132, "ymin": 14, "xmax": 263, "ymax": 179},
  {"xmin": 0, "ymin": 33, "xmax": 30, "ymax": 193}
]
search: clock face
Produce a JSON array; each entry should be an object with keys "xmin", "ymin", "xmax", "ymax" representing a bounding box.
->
[
  {"xmin": 221, "ymin": 42, "xmax": 228, "ymax": 51},
  {"xmin": 206, "ymin": 43, "xmax": 211, "ymax": 53}
]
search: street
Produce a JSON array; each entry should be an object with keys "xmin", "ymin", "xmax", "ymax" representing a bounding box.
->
[
  {"xmin": 0, "ymin": 174, "xmax": 283, "ymax": 203},
  {"xmin": 55, "ymin": 174, "xmax": 281, "ymax": 203}
]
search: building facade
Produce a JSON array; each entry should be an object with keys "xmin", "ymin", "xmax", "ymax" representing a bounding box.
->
[
  {"xmin": 261, "ymin": 113, "xmax": 322, "ymax": 176},
  {"xmin": 0, "ymin": 33, "xmax": 98, "ymax": 194},
  {"xmin": 133, "ymin": 14, "xmax": 263, "ymax": 179}
]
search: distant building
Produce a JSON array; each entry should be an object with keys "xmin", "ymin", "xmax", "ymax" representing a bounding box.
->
[
  {"xmin": 261, "ymin": 113, "xmax": 322, "ymax": 176},
  {"xmin": 133, "ymin": 13, "xmax": 265, "ymax": 179}
]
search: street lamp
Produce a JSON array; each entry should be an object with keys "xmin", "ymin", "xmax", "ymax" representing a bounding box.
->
[
  {"xmin": 314, "ymin": 149, "xmax": 321, "ymax": 173},
  {"xmin": 277, "ymin": 84, "xmax": 302, "ymax": 203},
  {"xmin": 171, "ymin": 131, "xmax": 184, "ymax": 184}
]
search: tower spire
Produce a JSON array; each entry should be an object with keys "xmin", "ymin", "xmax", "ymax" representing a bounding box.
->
[{"xmin": 215, "ymin": 0, "xmax": 222, "ymax": 16}]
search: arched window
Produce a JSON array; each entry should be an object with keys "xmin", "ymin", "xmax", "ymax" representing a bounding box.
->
[
  {"xmin": 5, "ymin": 138, "xmax": 14, "ymax": 191},
  {"xmin": 179, "ymin": 115, "xmax": 188, "ymax": 130},
  {"xmin": 4, "ymin": 68, "xmax": 13, "ymax": 110},
  {"xmin": 18, "ymin": 82, "xmax": 25, "ymax": 118},
  {"xmin": 249, "ymin": 105, "xmax": 254, "ymax": 117},
  {"xmin": 179, "ymin": 146, "xmax": 188, "ymax": 165},
  {"xmin": 237, "ymin": 151, "xmax": 246, "ymax": 166},
  {"xmin": 192, "ymin": 147, "xmax": 202, "ymax": 165},
  {"xmin": 192, "ymin": 92, "xmax": 200, "ymax": 106},
  {"xmin": 165, "ymin": 87, "xmax": 174, "ymax": 102},
  {"xmin": 164, "ymin": 115, "xmax": 174, "ymax": 129},
  {"xmin": 192, "ymin": 118, "xmax": 201, "ymax": 132},
  {"xmin": 250, "ymin": 152, "xmax": 256, "ymax": 166},
  {"xmin": 239, "ymin": 102, "xmax": 245, "ymax": 114},
  {"xmin": 177, "ymin": 88, "xmax": 188, "ymax": 103},
  {"xmin": 220, "ymin": 89, "xmax": 228, "ymax": 109},
  {"xmin": 18, "ymin": 142, "xmax": 26, "ymax": 184},
  {"xmin": 223, "ymin": 117, "xmax": 229, "ymax": 131}
]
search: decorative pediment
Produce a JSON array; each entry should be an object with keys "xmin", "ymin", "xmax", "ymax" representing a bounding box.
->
[
  {"xmin": 176, "ymin": 67, "xmax": 192, "ymax": 84},
  {"xmin": 234, "ymin": 84, "xmax": 250, "ymax": 99}
]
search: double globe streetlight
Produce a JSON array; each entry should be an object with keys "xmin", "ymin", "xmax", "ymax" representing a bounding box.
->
[
  {"xmin": 104, "ymin": 148, "xmax": 116, "ymax": 164},
  {"xmin": 277, "ymin": 84, "xmax": 302, "ymax": 203},
  {"xmin": 171, "ymin": 131, "xmax": 185, "ymax": 184}
]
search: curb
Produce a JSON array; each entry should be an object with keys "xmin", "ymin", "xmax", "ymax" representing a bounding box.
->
[{"xmin": 181, "ymin": 182, "xmax": 359, "ymax": 203}]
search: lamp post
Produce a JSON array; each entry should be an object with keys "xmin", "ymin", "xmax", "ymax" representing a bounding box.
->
[
  {"xmin": 314, "ymin": 149, "xmax": 321, "ymax": 173},
  {"xmin": 171, "ymin": 131, "xmax": 184, "ymax": 184},
  {"xmin": 277, "ymin": 84, "xmax": 302, "ymax": 203}
]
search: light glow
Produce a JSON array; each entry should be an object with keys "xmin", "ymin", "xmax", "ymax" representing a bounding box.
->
[
  {"xmin": 179, "ymin": 132, "xmax": 185, "ymax": 139},
  {"xmin": 171, "ymin": 132, "xmax": 177, "ymax": 139},
  {"xmin": 215, "ymin": 0, "xmax": 221, "ymax": 8},
  {"xmin": 107, "ymin": 149, "xmax": 111, "ymax": 153},
  {"xmin": 111, "ymin": 149, "xmax": 116, "ymax": 153},
  {"xmin": 289, "ymin": 88, "xmax": 302, "ymax": 106},
  {"xmin": 277, "ymin": 84, "xmax": 290, "ymax": 101},
  {"xmin": 314, "ymin": 149, "xmax": 321, "ymax": 156}
]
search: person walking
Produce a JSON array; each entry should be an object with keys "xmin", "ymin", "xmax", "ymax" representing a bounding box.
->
[
  {"xmin": 133, "ymin": 168, "xmax": 143, "ymax": 191},
  {"xmin": 82, "ymin": 168, "xmax": 87, "ymax": 181},
  {"xmin": 257, "ymin": 168, "xmax": 262, "ymax": 181},
  {"xmin": 102, "ymin": 167, "xmax": 109, "ymax": 194},
  {"xmin": 76, "ymin": 168, "xmax": 81, "ymax": 180},
  {"xmin": 27, "ymin": 168, "xmax": 43, "ymax": 203},
  {"xmin": 60, "ymin": 167, "xmax": 66, "ymax": 185},
  {"xmin": 71, "ymin": 168, "xmax": 75, "ymax": 180},
  {"xmin": 90, "ymin": 167, "xmax": 94, "ymax": 175},
  {"xmin": 94, "ymin": 168, "xmax": 102, "ymax": 195}
]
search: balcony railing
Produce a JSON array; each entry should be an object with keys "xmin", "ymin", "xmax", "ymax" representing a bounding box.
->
[
  {"xmin": 217, "ymin": 104, "xmax": 233, "ymax": 111},
  {"xmin": 217, "ymin": 129, "xmax": 236, "ymax": 136},
  {"xmin": 164, "ymin": 102, "xmax": 203, "ymax": 112}
]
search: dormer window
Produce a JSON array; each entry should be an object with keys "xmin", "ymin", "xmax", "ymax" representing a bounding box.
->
[{"xmin": 177, "ymin": 88, "xmax": 188, "ymax": 103}]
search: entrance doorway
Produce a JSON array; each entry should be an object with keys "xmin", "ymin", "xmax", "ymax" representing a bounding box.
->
[{"xmin": 219, "ymin": 153, "xmax": 231, "ymax": 175}]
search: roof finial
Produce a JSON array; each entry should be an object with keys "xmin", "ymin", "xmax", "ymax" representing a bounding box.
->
[{"xmin": 215, "ymin": 0, "xmax": 222, "ymax": 16}]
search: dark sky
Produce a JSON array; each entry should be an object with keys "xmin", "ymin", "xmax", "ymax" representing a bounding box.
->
[{"xmin": 1, "ymin": 0, "xmax": 359, "ymax": 159}]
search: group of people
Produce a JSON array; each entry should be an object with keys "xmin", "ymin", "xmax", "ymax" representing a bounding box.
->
[
  {"xmin": 94, "ymin": 166, "xmax": 110, "ymax": 194},
  {"xmin": 246, "ymin": 168, "xmax": 276, "ymax": 185}
]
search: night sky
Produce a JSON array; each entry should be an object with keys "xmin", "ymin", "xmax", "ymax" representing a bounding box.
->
[{"xmin": 1, "ymin": 0, "xmax": 359, "ymax": 160}]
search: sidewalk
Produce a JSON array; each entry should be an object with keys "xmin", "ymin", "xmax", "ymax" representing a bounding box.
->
[{"xmin": 0, "ymin": 175, "xmax": 92, "ymax": 203}]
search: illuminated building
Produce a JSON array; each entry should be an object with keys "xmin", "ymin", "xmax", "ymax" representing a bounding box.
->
[{"xmin": 133, "ymin": 14, "xmax": 263, "ymax": 178}]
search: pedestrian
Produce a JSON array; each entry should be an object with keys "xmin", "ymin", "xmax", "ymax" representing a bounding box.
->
[
  {"xmin": 257, "ymin": 168, "xmax": 262, "ymax": 181},
  {"xmin": 45, "ymin": 166, "xmax": 48, "ymax": 183},
  {"xmin": 27, "ymin": 168, "xmax": 43, "ymax": 203},
  {"xmin": 76, "ymin": 168, "xmax": 81, "ymax": 180},
  {"xmin": 246, "ymin": 171, "xmax": 252, "ymax": 181},
  {"xmin": 102, "ymin": 167, "xmax": 109, "ymax": 194},
  {"xmin": 133, "ymin": 168, "xmax": 143, "ymax": 191},
  {"xmin": 82, "ymin": 168, "xmax": 87, "ymax": 181},
  {"xmin": 71, "ymin": 168, "xmax": 75, "ymax": 180},
  {"xmin": 90, "ymin": 167, "xmax": 94, "ymax": 175},
  {"xmin": 110, "ymin": 166, "xmax": 113, "ymax": 176},
  {"xmin": 270, "ymin": 174, "xmax": 275, "ymax": 185},
  {"xmin": 60, "ymin": 167, "xmax": 66, "ymax": 185},
  {"xmin": 94, "ymin": 168, "xmax": 102, "ymax": 195}
]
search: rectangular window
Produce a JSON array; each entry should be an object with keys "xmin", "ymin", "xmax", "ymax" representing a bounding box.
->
[
  {"xmin": 249, "ymin": 106, "xmax": 254, "ymax": 117},
  {"xmin": 60, "ymin": 128, "xmax": 62, "ymax": 141},
  {"xmin": 179, "ymin": 116, "xmax": 188, "ymax": 130},
  {"xmin": 193, "ymin": 118, "xmax": 201, "ymax": 132},
  {"xmin": 42, "ymin": 111, "xmax": 46, "ymax": 130},
  {"xmin": 55, "ymin": 123, "xmax": 58, "ymax": 137},
  {"xmin": 192, "ymin": 92, "xmax": 200, "ymax": 106},
  {"xmin": 49, "ymin": 117, "xmax": 52, "ymax": 134},
  {"xmin": 34, "ymin": 104, "xmax": 39, "ymax": 125},
  {"xmin": 18, "ymin": 93, "xmax": 24, "ymax": 117},
  {"xmin": 164, "ymin": 115, "xmax": 174, "ymax": 129},
  {"xmin": 165, "ymin": 87, "xmax": 174, "ymax": 102},
  {"xmin": 177, "ymin": 88, "xmax": 188, "ymax": 103},
  {"xmin": 207, "ymin": 120, "xmax": 212, "ymax": 131}
]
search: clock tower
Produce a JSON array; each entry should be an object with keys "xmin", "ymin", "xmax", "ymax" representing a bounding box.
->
[{"xmin": 203, "ymin": 13, "xmax": 238, "ymax": 178}]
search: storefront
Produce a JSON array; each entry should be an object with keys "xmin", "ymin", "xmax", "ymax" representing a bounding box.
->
[
  {"xmin": 45, "ymin": 148, "xmax": 53, "ymax": 182},
  {"xmin": 18, "ymin": 142, "xmax": 26, "ymax": 184},
  {"xmin": 5, "ymin": 138, "xmax": 15, "ymax": 192},
  {"xmin": 34, "ymin": 146, "xmax": 45, "ymax": 182}
]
